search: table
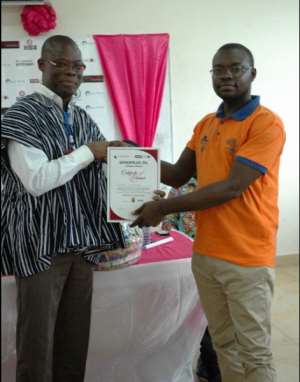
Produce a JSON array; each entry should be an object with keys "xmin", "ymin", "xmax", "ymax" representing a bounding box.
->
[{"xmin": 1, "ymin": 230, "xmax": 207, "ymax": 382}]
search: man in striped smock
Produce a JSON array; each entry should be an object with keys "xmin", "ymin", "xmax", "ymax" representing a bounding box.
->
[{"xmin": 1, "ymin": 35, "xmax": 126, "ymax": 382}]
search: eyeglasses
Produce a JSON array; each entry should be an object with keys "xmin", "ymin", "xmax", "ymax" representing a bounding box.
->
[
  {"xmin": 210, "ymin": 65, "xmax": 252, "ymax": 78},
  {"xmin": 47, "ymin": 59, "xmax": 86, "ymax": 73}
]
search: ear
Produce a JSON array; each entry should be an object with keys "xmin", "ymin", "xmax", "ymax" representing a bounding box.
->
[
  {"xmin": 37, "ymin": 58, "xmax": 45, "ymax": 72},
  {"xmin": 251, "ymin": 67, "xmax": 257, "ymax": 81}
]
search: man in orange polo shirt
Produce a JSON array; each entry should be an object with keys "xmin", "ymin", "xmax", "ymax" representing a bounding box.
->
[{"xmin": 132, "ymin": 43, "xmax": 285, "ymax": 382}]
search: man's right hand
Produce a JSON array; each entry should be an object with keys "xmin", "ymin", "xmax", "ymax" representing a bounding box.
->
[{"xmin": 87, "ymin": 140, "xmax": 126, "ymax": 161}]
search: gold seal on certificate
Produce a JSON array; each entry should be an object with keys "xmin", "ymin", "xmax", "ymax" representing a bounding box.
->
[{"xmin": 107, "ymin": 147, "xmax": 160, "ymax": 222}]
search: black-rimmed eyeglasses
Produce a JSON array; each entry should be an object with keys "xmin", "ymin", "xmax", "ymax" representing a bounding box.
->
[
  {"xmin": 47, "ymin": 59, "xmax": 86, "ymax": 73},
  {"xmin": 210, "ymin": 65, "xmax": 252, "ymax": 78}
]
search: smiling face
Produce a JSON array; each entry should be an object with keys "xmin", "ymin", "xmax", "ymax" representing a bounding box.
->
[
  {"xmin": 212, "ymin": 48, "xmax": 256, "ymax": 103},
  {"xmin": 38, "ymin": 42, "xmax": 84, "ymax": 106}
]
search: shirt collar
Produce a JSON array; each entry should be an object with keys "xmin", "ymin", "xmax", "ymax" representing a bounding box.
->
[
  {"xmin": 34, "ymin": 83, "xmax": 75, "ymax": 111},
  {"xmin": 216, "ymin": 95, "xmax": 260, "ymax": 121}
]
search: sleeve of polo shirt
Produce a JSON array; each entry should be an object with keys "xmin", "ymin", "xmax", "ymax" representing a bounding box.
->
[
  {"xmin": 186, "ymin": 116, "xmax": 209, "ymax": 151},
  {"xmin": 235, "ymin": 113, "xmax": 286, "ymax": 174},
  {"xmin": 186, "ymin": 128, "xmax": 197, "ymax": 151}
]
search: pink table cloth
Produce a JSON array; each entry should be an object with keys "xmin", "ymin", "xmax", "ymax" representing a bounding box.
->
[
  {"xmin": 1, "ymin": 230, "xmax": 206, "ymax": 382},
  {"xmin": 137, "ymin": 230, "xmax": 193, "ymax": 265}
]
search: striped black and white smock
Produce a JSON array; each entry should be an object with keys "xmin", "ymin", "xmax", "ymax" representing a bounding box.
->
[{"xmin": 1, "ymin": 93, "xmax": 125, "ymax": 277}]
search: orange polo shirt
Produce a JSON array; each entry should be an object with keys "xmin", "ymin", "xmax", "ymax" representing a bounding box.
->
[{"xmin": 187, "ymin": 96, "xmax": 285, "ymax": 267}]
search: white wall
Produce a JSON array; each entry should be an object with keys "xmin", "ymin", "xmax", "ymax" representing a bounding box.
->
[{"xmin": 2, "ymin": 0, "xmax": 299, "ymax": 256}]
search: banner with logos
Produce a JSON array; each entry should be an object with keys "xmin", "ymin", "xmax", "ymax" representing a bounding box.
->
[{"xmin": 1, "ymin": 36, "xmax": 173, "ymax": 161}]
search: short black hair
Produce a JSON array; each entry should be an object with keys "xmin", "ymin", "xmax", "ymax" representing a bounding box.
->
[
  {"xmin": 41, "ymin": 35, "xmax": 80, "ymax": 59},
  {"xmin": 216, "ymin": 43, "xmax": 254, "ymax": 66}
]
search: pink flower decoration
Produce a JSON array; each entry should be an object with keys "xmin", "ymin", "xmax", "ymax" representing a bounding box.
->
[{"xmin": 21, "ymin": 4, "xmax": 56, "ymax": 36}]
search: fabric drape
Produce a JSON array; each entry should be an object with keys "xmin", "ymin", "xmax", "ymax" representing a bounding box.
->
[{"xmin": 93, "ymin": 33, "xmax": 169, "ymax": 146}]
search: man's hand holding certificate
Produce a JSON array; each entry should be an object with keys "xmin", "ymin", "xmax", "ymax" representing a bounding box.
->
[{"xmin": 107, "ymin": 147, "xmax": 160, "ymax": 222}]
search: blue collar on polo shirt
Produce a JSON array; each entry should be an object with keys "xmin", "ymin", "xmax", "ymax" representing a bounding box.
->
[{"xmin": 216, "ymin": 95, "xmax": 260, "ymax": 121}]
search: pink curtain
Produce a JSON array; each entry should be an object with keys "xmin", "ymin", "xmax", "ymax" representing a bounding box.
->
[{"xmin": 93, "ymin": 34, "xmax": 169, "ymax": 146}]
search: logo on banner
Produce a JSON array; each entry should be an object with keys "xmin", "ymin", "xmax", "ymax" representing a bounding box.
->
[
  {"xmin": 16, "ymin": 90, "xmax": 26, "ymax": 101},
  {"xmin": 85, "ymin": 90, "xmax": 103, "ymax": 96},
  {"xmin": 16, "ymin": 59, "xmax": 34, "ymax": 67},
  {"xmin": 79, "ymin": 39, "xmax": 94, "ymax": 46},
  {"xmin": 1, "ymin": 41, "xmax": 20, "ymax": 49},
  {"xmin": 24, "ymin": 39, "xmax": 37, "ymax": 50},
  {"xmin": 83, "ymin": 75, "xmax": 104, "ymax": 83},
  {"xmin": 5, "ymin": 78, "xmax": 26, "ymax": 84},
  {"xmin": 85, "ymin": 105, "xmax": 103, "ymax": 111},
  {"xmin": 83, "ymin": 58, "xmax": 95, "ymax": 63}
]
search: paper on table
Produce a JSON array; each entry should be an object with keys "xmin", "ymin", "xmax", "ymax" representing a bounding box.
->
[{"xmin": 144, "ymin": 236, "xmax": 174, "ymax": 249}]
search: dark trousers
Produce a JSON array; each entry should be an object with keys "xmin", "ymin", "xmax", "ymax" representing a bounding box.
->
[
  {"xmin": 16, "ymin": 254, "xmax": 93, "ymax": 382},
  {"xmin": 199, "ymin": 327, "xmax": 222, "ymax": 381}
]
